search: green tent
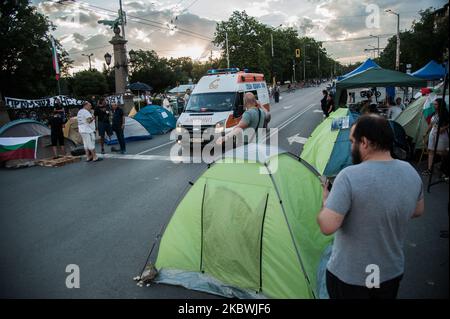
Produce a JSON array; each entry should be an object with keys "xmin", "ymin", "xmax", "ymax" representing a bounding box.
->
[
  {"xmin": 395, "ymin": 96, "xmax": 428, "ymax": 150},
  {"xmin": 301, "ymin": 108, "xmax": 353, "ymax": 177},
  {"xmin": 335, "ymin": 67, "xmax": 427, "ymax": 106},
  {"xmin": 395, "ymin": 93, "xmax": 449, "ymax": 150},
  {"xmin": 154, "ymin": 144, "xmax": 333, "ymax": 298}
]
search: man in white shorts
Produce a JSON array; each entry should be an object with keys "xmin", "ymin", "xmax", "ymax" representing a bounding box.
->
[{"xmin": 77, "ymin": 101, "xmax": 102, "ymax": 162}]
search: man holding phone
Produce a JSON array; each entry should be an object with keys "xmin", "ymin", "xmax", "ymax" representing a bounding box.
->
[
  {"xmin": 77, "ymin": 101, "xmax": 101, "ymax": 162},
  {"xmin": 317, "ymin": 114, "xmax": 424, "ymax": 299}
]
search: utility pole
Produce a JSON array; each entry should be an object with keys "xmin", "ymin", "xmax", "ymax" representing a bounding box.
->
[
  {"xmin": 210, "ymin": 50, "xmax": 213, "ymax": 68},
  {"xmin": 303, "ymin": 43, "xmax": 306, "ymax": 81},
  {"xmin": 386, "ymin": 9, "xmax": 400, "ymax": 70},
  {"xmin": 270, "ymin": 25, "xmax": 282, "ymax": 85},
  {"xmin": 317, "ymin": 46, "xmax": 320, "ymax": 79},
  {"xmin": 271, "ymin": 33, "xmax": 274, "ymax": 58},
  {"xmin": 292, "ymin": 59, "xmax": 296, "ymax": 83},
  {"xmin": 370, "ymin": 34, "xmax": 380, "ymax": 58},
  {"xmin": 82, "ymin": 53, "xmax": 94, "ymax": 71},
  {"xmin": 225, "ymin": 31, "xmax": 230, "ymax": 68}
]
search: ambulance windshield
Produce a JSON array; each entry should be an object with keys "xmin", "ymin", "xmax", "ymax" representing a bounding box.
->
[{"xmin": 185, "ymin": 92, "xmax": 236, "ymax": 112}]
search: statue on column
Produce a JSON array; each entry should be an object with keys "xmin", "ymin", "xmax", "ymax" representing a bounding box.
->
[{"xmin": 98, "ymin": 17, "xmax": 122, "ymax": 36}]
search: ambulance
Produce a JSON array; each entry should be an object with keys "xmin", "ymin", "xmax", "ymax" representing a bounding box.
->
[{"xmin": 174, "ymin": 68, "xmax": 270, "ymax": 146}]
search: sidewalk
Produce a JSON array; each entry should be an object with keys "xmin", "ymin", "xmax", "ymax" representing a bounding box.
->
[{"xmin": 399, "ymin": 162, "xmax": 449, "ymax": 298}]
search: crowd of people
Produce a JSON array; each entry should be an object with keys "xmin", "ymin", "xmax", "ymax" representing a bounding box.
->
[
  {"xmin": 47, "ymin": 96, "xmax": 128, "ymax": 160},
  {"xmin": 43, "ymin": 81, "xmax": 448, "ymax": 300}
]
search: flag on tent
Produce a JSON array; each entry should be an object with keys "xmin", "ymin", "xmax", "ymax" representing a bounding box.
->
[
  {"xmin": 50, "ymin": 36, "xmax": 60, "ymax": 81},
  {"xmin": 422, "ymin": 93, "xmax": 436, "ymax": 124},
  {"xmin": 0, "ymin": 137, "xmax": 39, "ymax": 162}
]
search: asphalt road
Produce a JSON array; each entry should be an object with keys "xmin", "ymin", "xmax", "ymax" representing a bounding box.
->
[{"xmin": 0, "ymin": 85, "xmax": 448, "ymax": 299}]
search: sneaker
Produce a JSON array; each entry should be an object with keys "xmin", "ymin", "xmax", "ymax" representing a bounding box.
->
[
  {"xmin": 92, "ymin": 157, "xmax": 103, "ymax": 162},
  {"xmin": 120, "ymin": 150, "xmax": 126, "ymax": 155}
]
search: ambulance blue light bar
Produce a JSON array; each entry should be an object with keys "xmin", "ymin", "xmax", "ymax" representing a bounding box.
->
[{"xmin": 207, "ymin": 68, "xmax": 240, "ymax": 75}]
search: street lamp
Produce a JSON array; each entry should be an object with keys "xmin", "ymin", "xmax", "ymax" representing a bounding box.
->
[
  {"xmin": 303, "ymin": 43, "xmax": 311, "ymax": 81},
  {"xmin": 270, "ymin": 24, "xmax": 283, "ymax": 85},
  {"xmin": 104, "ymin": 52, "xmax": 112, "ymax": 68},
  {"xmin": 82, "ymin": 53, "xmax": 94, "ymax": 71},
  {"xmin": 386, "ymin": 9, "xmax": 400, "ymax": 70},
  {"xmin": 369, "ymin": 34, "xmax": 380, "ymax": 58},
  {"xmin": 128, "ymin": 50, "xmax": 137, "ymax": 64}
]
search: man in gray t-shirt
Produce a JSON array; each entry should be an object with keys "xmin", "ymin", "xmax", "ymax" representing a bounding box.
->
[
  {"xmin": 216, "ymin": 92, "xmax": 270, "ymax": 145},
  {"xmin": 317, "ymin": 114, "xmax": 424, "ymax": 299}
]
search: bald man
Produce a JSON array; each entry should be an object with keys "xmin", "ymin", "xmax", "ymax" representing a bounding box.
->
[{"xmin": 216, "ymin": 92, "xmax": 270, "ymax": 145}]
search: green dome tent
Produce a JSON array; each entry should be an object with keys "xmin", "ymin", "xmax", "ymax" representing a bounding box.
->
[
  {"xmin": 152, "ymin": 144, "xmax": 333, "ymax": 298},
  {"xmin": 395, "ymin": 96, "xmax": 429, "ymax": 150}
]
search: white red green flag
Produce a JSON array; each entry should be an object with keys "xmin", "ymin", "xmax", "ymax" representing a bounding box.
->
[
  {"xmin": 50, "ymin": 36, "xmax": 60, "ymax": 81},
  {"xmin": 0, "ymin": 137, "xmax": 39, "ymax": 162},
  {"xmin": 422, "ymin": 92, "xmax": 436, "ymax": 124}
]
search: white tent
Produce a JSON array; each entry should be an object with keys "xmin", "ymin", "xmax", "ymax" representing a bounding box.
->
[
  {"xmin": 168, "ymin": 84, "xmax": 195, "ymax": 94},
  {"xmin": 105, "ymin": 117, "xmax": 152, "ymax": 145}
]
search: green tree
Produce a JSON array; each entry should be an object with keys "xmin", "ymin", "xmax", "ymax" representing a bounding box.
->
[
  {"xmin": 69, "ymin": 70, "xmax": 108, "ymax": 99},
  {"xmin": 214, "ymin": 11, "xmax": 272, "ymax": 80},
  {"xmin": 377, "ymin": 8, "xmax": 449, "ymax": 72},
  {"xmin": 214, "ymin": 11, "xmax": 339, "ymax": 83},
  {"xmin": 129, "ymin": 50, "xmax": 175, "ymax": 92},
  {"xmin": 0, "ymin": 0, "xmax": 72, "ymax": 98}
]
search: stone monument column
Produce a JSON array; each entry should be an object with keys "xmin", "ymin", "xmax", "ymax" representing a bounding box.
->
[
  {"xmin": 109, "ymin": 27, "xmax": 134, "ymax": 114},
  {"xmin": 110, "ymin": 28, "xmax": 128, "ymax": 95}
]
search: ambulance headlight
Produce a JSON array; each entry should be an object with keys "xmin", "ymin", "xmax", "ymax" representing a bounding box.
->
[{"xmin": 215, "ymin": 120, "xmax": 225, "ymax": 133}]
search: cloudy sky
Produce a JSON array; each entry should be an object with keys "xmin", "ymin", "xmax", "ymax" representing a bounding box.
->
[{"xmin": 33, "ymin": 0, "xmax": 447, "ymax": 72}]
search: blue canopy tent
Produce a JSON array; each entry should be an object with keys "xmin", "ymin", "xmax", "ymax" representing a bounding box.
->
[
  {"xmin": 411, "ymin": 60, "xmax": 446, "ymax": 80},
  {"xmin": 337, "ymin": 58, "xmax": 381, "ymax": 81},
  {"xmin": 134, "ymin": 105, "xmax": 176, "ymax": 135}
]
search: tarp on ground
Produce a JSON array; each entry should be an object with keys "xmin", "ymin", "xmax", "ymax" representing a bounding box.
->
[
  {"xmin": 337, "ymin": 58, "xmax": 380, "ymax": 81},
  {"xmin": 153, "ymin": 144, "xmax": 333, "ymax": 299},
  {"xmin": 134, "ymin": 105, "xmax": 176, "ymax": 135},
  {"xmin": 411, "ymin": 60, "xmax": 446, "ymax": 80},
  {"xmin": 106, "ymin": 116, "xmax": 152, "ymax": 145},
  {"xmin": 335, "ymin": 67, "xmax": 428, "ymax": 106}
]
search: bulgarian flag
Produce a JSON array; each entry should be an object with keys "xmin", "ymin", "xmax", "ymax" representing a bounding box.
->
[
  {"xmin": 50, "ymin": 36, "xmax": 60, "ymax": 81},
  {"xmin": 0, "ymin": 137, "xmax": 39, "ymax": 162},
  {"xmin": 422, "ymin": 92, "xmax": 436, "ymax": 124}
]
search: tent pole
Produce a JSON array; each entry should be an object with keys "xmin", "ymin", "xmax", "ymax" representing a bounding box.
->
[
  {"xmin": 427, "ymin": 72, "xmax": 449, "ymax": 192},
  {"xmin": 199, "ymin": 183, "xmax": 207, "ymax": 272},
  {"xmin": 413, "ymin": 109, "xmax": 424, "ymax": 155}
]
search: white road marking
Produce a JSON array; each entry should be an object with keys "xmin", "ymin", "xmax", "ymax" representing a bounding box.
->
[
  {"xmin": 136, "ymin": 140, "xmax": 175, "ymax": 155},
  {"xmin": 313, "ymin": 110, "xmax": 324, "ymax": 113},
  {"xmin": 264, "ymin": 103, "xmax": 317, "ymax": 142},
  {"xmin": 287, "ymin": 134, "xmax": 308, "ymax": 145},
  {"xmin": 100, "ymin": 153, "xmax": 206, "ymax": 163},
  {"xmin": 283, "ymin": 105, "xmax": 293, "ymax": 109}
]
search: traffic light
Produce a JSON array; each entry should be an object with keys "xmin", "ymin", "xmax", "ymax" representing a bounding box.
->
[{"xmin": 295, "ymin": 48, "xmax": 301, "ymax": 58}]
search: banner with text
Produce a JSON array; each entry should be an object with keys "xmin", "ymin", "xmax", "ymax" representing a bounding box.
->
[{"xmin": 5, "ymin": 96, "xmax": 85, "ymax": 109}]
